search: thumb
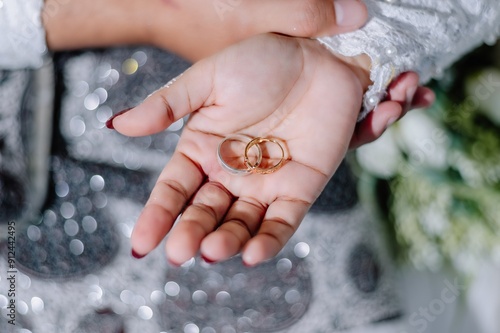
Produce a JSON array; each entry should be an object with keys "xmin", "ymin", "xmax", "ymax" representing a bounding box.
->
[
  {"xmin": 106, "ymin": 60, "xmax": 214, "ymax": 137},
  {"xmin": 247, "ymin": 0, "xmax": 368, "ymax": 37}
]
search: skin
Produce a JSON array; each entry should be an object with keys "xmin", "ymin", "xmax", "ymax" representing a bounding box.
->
[
  {"xmin": 110, "ymin": 33, "xmax": 432, "ymax": 266},
  {"xmin": 42, "ymin": 0, "xmax": 434, "ymax": 264},
  {"xmin": 42, "ymin": 0, "xmax": 433, "ymax": 147},
  {"xmin": 42, "ymin": 0, "xmax": 368, "ymax": 61}
]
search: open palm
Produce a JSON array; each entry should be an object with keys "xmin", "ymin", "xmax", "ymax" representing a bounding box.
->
[{"xmin": 112, "ymin": 34, "xmax": 365, "ymax": 266}]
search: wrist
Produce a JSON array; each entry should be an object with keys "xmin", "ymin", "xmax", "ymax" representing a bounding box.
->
[
  {"xmin": 334, "ymin": 53, "xmax": 372, "ymax": 92},
  {"xmin": 43, "ymin": 0, "xmax": 150, "ymax": 51}
]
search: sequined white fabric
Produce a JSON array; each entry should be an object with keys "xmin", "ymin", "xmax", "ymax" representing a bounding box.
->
[
  {"xmin": 319, "ymin": 0, "xmax": 500, "ymax": 119},
  {"xmin": 0, "ymin": 0, "xmax": 46, "ymax": 69}
]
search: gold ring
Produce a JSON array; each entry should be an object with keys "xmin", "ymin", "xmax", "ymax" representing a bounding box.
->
[
  {"xmin": 244, "ymin": 137, "xmax": 285, "ymax": 174},
  {"xmin": 217, "ymin": 134, "xmax": 262, "ymax": 176}
]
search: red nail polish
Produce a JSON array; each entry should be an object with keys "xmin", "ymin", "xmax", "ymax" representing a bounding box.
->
[
  {"xmin": 131, "ymin": 249, "xmax": 145, "ymax": 259},
  {"xmin": 201, "ymin": 255, "xmax": 217, "ymax": 264},
  {"xmin": 106, "ymin": 108, "xmax": 132, "ymax": 129}
]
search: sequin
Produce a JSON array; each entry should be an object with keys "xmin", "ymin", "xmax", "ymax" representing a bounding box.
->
[
  {"xmin": 83, "ymin": 93, "xmax": 100, "ymax": 111},
  {"xmin": 151, "ymin": 290, "xmax": 167, "ymax": 305},
  {"xmin": 69, "ymin": 116, "xmax": 86, "ymax": 136},
  {"xmin": 69, "ymin": 239, "xmax": 85, "ymax": 256},
  {"xmin": 137, "ymin": 306, "xmax": 153, "ymax": 320},
  {"xmin": 73, "ymin": 81, "xmax": 89, "ymax": 97},
  {"xmin": 18, "ymin": 301, "xmax": 29, "ymax": 315},
  {"xmin": 55, "ymin": 181, "xmax": 70, "ymax": 197},
  {"xmin": 60, "ymin": 202, "xmax": 76, "ymax": 219},
  {"xmin": 64, "ymin": 219, "xmax": 79, "ymax": 237},
  {"xmin": 89, "ymin": 175, "xmax": 105, "ymax": 192},
  {"xmin": 27, "ymin": 225, "xmax": 41, "ymax": 241},
  {"xmin": 31, "ymin": 297, "xmax": 44, "ymax": 314},
  {"xmin": 122, "ymin": 58, "xmax": 139, "ymax": 75},
  {"xmin": 184, "ymin": 323, "xmax": 200, "ymax": 333},
  {"xmin": 165, "ymin": 281, "xmax": 181, "ymax": 297},
  {"xmin": 132, "ymin": 51, "xmax": 148, "ymax": 66},
  {"xmin": 293, "ymin": 242, "xmax": 310, "ymax": 258},
  {"xmin": 0, "ymin": 295, "xmax": 7, "ymax": 308},
  {"xmin": 94, "ymin": 87, "xmax": 108, "ymax": 104},
  {"xmin": 82, "ymin": 216, "xmax": 97, "ymax": 233}
]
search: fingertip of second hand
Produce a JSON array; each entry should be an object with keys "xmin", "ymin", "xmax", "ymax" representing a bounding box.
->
[
  {"xmin": 131, "ymin": 249, "xmax": 146, "ymax": 259},
  {"xmin": 242, "ymin": 253, "xmax": 258, "ymax": 268},
  {"xmin": 105, "ymin": 107, "xmax": 134, "ymax": 130}
]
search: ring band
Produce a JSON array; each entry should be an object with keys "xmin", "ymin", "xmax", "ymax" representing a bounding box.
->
[
  {"xmin": 244, "ymin": 137, "xmax": 285, "ymax": 174},
  {"xmin": 217, "ymin": 134, "xmax": 262, "ymax": 176}
]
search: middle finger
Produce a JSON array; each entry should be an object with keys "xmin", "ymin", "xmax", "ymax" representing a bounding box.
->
[{"xmin": 165, "ymin": 181, "xmax": 233, "ymax": 265}]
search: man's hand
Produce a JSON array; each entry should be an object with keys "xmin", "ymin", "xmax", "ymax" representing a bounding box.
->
[{"xmin": 43, "ymin": 0, "xmax": 368, "ymax": 61}]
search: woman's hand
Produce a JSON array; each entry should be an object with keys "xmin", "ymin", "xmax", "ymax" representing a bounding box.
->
[
  {"xmin": 109, "ymin": 33, "xmax": 366, "ymax": 266},
  {"xmin": 148, "ymin": 0, "xmax": 369, "ymax": 60}
]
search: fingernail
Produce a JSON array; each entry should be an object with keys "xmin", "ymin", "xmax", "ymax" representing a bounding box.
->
[
  {"xmin": 242, "ymin": 253, "xmax": 256, "ymax": 267},
  {"xmin": 334, "ymin": 0, "xmax": 368, "ymax": 27},
  {"xmin": 201, "ymin": 255, "xmax": 217, "ymax": 264},
  {"xmin": 406, "ymin": 86, "xmax": 417, "ymax": 107},
  {"xmin": 131, "ymin": 249, "xmax": 145, "ymax": 259},
  {"xmin": 386, "ymin": 116, "xmax": 398, "ymax": 129},
  {"xmin": 106, "ymin": 108, "xmax": 132, "ymax": 129},
  {"xmin": 167, "ymin": 258, "xmax": 181, "ymax": 267}
]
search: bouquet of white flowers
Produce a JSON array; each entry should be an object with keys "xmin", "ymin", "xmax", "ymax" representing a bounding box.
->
[{"xmin": 356, "ymin": 43, "xmax": 500, "ymax": 275}]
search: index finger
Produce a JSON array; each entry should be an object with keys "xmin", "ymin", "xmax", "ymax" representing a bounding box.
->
[{"xmin": 109, "ymin": 60, "xmax": 215, "ymax": 137}]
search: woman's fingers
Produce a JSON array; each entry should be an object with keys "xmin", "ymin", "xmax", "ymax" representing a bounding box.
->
[
  {"xmin": 349, "ymin": 72, "xmax": 437, "ymax": 148},
  {"xmin": 349, "ymin": 100, "xmax": 403, "ymax": 149},
  {"xmin": 412, "ymin": 86, "xmax": 436, "ymax": 109},
  {"xmin": 242, "ymin": 198, "xmax": 311, "ymax": 266},
  {"xmin": 109, "ymin": 61, "xmax": 214, "ymax": 137},
  {"xmin": 130, "ymin": 152, "xmax": 205, "ymax": 257},
  {"xmin": 164, "ymin": 182, "xmax": 233, "ymax": 265},
  {"xmin": 247, "ymin": 0, "xmax": 368, "ymax": 37},
  {"xmin": 386, "ymin": 72, "xmax": 421, "ymax": 114},
  {"xmin": 200, "ymin": 197, "xmax": 266, "ymax": 262}
]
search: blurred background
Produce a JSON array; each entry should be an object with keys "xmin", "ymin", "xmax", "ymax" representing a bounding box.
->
[{"xmin": 0, "ymin": 41, "xmax": 499, "ymax": 332}]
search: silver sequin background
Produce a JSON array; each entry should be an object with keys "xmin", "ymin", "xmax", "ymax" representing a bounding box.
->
[{"xmin": 0, "ymin": 47, "xmax": 400, "ymax": 333}]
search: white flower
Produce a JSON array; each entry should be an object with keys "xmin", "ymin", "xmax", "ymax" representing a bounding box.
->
[
  {"xmin": 396, "ymin": 109, "xmax": 449, "ymax": 170},
  {"xmin": 466, "ymin": 68, "xmax": 500, "ymax": 126},
  {"xmin": 356, "ymin": 128, "xmax": 402, "ymax": 178},
  {"xmin": 419, "ymin": 203, "xmax": 450, "ymax": 236}
]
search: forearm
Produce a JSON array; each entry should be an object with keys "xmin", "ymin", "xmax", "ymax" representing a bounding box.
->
[
  {"xmin": 43, "ymin": 0, "xmax": 247, "ymax": 61},
  {"xmin": 43, "ymin": 0, "xmax": 155, "ymax": 51}
]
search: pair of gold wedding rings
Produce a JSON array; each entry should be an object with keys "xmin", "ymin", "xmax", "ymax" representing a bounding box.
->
[{"xmin": 217, "ymin": 134, "xmax": 285, "ymax": 176}]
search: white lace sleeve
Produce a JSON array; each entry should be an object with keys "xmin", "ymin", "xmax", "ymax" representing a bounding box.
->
[
  {"xmin": 0, "ymin": 0, "xmax": 47, "ymax": 69},
  {"xmin": 318, "ymin": 0, "xmax": 500, "ymax": 119}
]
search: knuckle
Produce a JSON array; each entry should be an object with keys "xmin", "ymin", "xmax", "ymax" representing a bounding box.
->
[
  {"xmin": 158, "ymin": 94, "xmax": 176, "ymax": 126},
  {"xmin": 158, "ymin": 179, "xmax": 190, "ymax": 202}
]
